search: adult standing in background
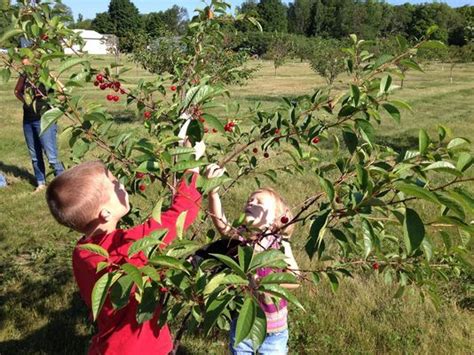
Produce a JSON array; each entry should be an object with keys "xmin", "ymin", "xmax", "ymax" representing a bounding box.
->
[{"xmin": 14, "ymin": 58, "xmax": 64, "ymax": 192}]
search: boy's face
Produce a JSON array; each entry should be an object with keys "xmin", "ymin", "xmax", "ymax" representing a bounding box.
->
[
  {"xmin": 244, "ymin": 192, "xmax": 276, "ymax": 229},
  {"xmin": 101, "ymin": 170, "xmax": 130, "ymax": 219}
]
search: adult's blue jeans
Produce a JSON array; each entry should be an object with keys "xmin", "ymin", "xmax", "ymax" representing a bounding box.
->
[
  {"xmin": 23, "ymin": 120, "xmax": 64, "ymax": 186},
  {"xmin": 229, "ymin": 319, "xmax": 288, "ymax": 355}
]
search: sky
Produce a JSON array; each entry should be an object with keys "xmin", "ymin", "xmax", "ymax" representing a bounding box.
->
[{"xmin": 63, "ymin": 0, "xmax": 474, "ymax": 20}]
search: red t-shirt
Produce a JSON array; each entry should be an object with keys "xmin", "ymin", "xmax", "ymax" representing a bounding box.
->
[{"xmin": 72, "ymin": 174, "xmax": 201, "ymax": 355}]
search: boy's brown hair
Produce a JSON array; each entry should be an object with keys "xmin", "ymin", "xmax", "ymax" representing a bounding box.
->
[
  {"xmin": 46, "ymin": 161, "xmax": 108, "ymax": 233},
  {"xmin": 251, "ymin": 187, "xmax": 295, "ymax": 237}
]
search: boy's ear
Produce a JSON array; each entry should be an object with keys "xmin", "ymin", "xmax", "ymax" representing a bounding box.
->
[{"xmin": 99, "ymin": 208, "xmax": 112, "ymax": 222}]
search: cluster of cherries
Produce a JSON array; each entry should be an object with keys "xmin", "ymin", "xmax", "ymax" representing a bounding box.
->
[
  {"xmin": 94, "ymin": 74, "xmax": 125, "ymax": 102},
  {"xmin": 252, "ymin": 147, "xmax": 270, "ymax": 159},
  {"xmin": 135, "ymin": 172, "xmax": 147, "ymax": 192},
  {"xmin": 224, "ymin": 121, "xmax": 236, "ymax": 132}
]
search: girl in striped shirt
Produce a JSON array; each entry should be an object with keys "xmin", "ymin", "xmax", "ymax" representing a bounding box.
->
[{"xmin": 206, "ymin": 164, "xmax": 300, "ymax": 355}]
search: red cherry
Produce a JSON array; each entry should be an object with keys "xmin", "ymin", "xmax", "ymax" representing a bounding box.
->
[
  {"xmin": 136, "ymin": 172, "xmax": 145, "ymax": 179},
  {"xmin": 160, "ymin": 287, "xmax": 169, "ymax": 293},
  {"xmin": 40, "ymin": 34, "xmax": 49, "ymax": 41},
  {"xmin": 199, "ymin": 117, "xmax": 205, "ymax": 123},
  {"xmin": 106, "ymin": 94, "xmax": 114, "ymax": 101},
  {"xmin": 212, "ymin": 128, "xmax": 217, "ymax": 133},
  {"xmin": 170, "ymin": 85, "xmax": 177, "ymax": 91},
  {"xmin": 114, "ymin": 81, "xmax": 121, "ymax": 88},
  {"xmin": 139, "ymin": 184, "xmax": 146, "ymax": 192},
  {"xmin": 204, "ymin": 128, "xmax": 209, "ymax": 133},
  {"xmin": 372, "ymin": 262, "xmax": 379, "ymax": 270},
  {"xmin": 119, "ymin": 88, "xmax": 126, "ymax": 95},
  {"xmin": 263, "ymin": 152, "xmax": 269, "ymax": 158},
  {"xmin": 99, "ymin": 83, "xmax": 107, "ymax": 90},
  {"xmin": 113, "ymin": 95, "xmax": 119, "ymax": 102},
  {"xmin": 96, "ymin": 74, "xmax": 104, "ymax": 83},
  {"xmin": 144, "ymin": 111, "xmax": 152, "ymax": 119},
  {"xmin": 93, "ymin": 81, "xmax": 99, "ymax": 87},
  {"xmin": 252, "ymin": 148, "xmax": 258, "ymax": 154},
  {"xmin": 280, "ymin": 216, "xmax": 289, "ymax": 224},
  {"xmin": 312, "ymin": 137, "xmax": 320, "ymax": 144},
  {"xmin": 275, "ymin": 129, "xmax": 281, "ymax": 135}
]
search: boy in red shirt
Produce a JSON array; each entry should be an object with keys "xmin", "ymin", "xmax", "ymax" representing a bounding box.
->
[{"xmin": 46, "ymin": 149, "xmax": 204, "ymax": 354}]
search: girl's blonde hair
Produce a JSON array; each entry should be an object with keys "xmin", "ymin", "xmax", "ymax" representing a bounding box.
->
[{"xmin": 249, "ymin": 187, "xmax": 295, "ymax": 237}]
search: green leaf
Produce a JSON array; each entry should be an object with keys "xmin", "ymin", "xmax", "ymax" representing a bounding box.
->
[
  {"xmin": 394, "ymin": 182, "xmax": 439, "ymax": 204},
  {"xmin": 422, "ymin": 238, "xmax": 433, "ymax": 262},
  {"xmin": 418, "ymin": 129, "xmax": 429, "ymax": 154},
  {"xmin": 394, "ymin": 285, "xmax": 405, "ymax": 298},
  {"xmin": 249, "ymin": 249, "xmax": 287, "ymax": 271},
  {"xmin": 152, "ymin": 198, "xmax": 164, "ymax": 224},
  {"xmin": 58, "ymin": 57, "xmax": 89, "ymax": 75},
  {"xmin": 305, "ymin": 210, "xmax": 330, "ymax": 260},
  {"xmin": 196, "ymin": 175, "xmax": 232, "ymax": 193},
  {"xmin": 260, "ymin": 272, "xmax": 298, "ymax": 285},
  {"xmin": 355, "ymin": 119, "xmax": 375, "ymax": 145},
  {"xmin": 436, "ymin": 192, "xmax": 466, "ymax": 219},
  {"xmin": 175, "ymin": 211, "xmax": 187, "ymax": 240},
  {"xmin": 235, "ymin": 297, "xmax": 257, "ymax": 346},
  {"xmin": 78, "ymin": 243, "xmax": 110, "ymax": 258},
  {"xmin": 326, "ymin": 272, "xmax": 339, "ymax": 293},
  {"xmin": 403, "ymin": 208, "xmax": 425, "ymax": 255},
  {"xmin": 168, "ymin": 147, "xmax": 196, "ymax": 156},
  {"xmin": 319, "ymin": 176, "xmax": 335, "ymax": 202},
  {"xmin": 399, "ymin": 59, "xmax": 423, "ymax": 72},
  {"xmin": 447, "ymin": 138, "xmax": 470, "ymax": 151},
  {"xmin": 259, "ymin": 284, "xmax": 304, "ymax": 311},
  {"xmin": 0, "ymin": 28, "xmax": 23, "ymax": 45},
  {"xmin": 420, "ymin": 40, "xmax": 445, "ymax": 50},
  {"xmin": 202, "ymin": 113, "xmax": 225, "ymax": 133},
  {"xmin": 379, "ymin": 75, "xmax": 392, "ymax": 94},
  {"xmin": 423, "ymin": 161, "xmax": 462, "ymax": 177},
  {"xmin": 203, "ymin": 294, "xmax": 233, "ymax": 334},
  {"xmin": 350, "ymin": 84, "xmax": 360, "ymax": 106},
  {"xmin": 170, "ymin": 160, "xmax": 206, "ymax": 173},
  {"xmin": 373, "ymin": 54, "xmax": 394, "ymax": 70},
  {"xmin": 249, "ymin": 306, "xmax": 267, "ymax": 351},
  {"xmin": 311, "ymin": 272, "xmax": 321, "ymax": 285},
  {"xmin": 361, "ymin": 219, "xmax": 374, "ymax": 259},
  {"xmin": 148, "ymin": 255, "xmax": 189, "ymax": 274},
  {"xmin": 91, "ymin": 272, "xmax": 113, "ymax": 321},
  {"xmin": 456, "ymin": 152, "xmax": 472, "ymax": 172},
  {"xmin": 210, "ymin": 253, "xmax": 247, "ymax": 279},
  {"xmin": 40, "ymin": 108, "xmax": 63, "ymax": 136},
  {"xmin": 342, "ymin": 130, "xmax": 358, "ymax": 154},
  {"xmin": 390, "ymin": 99, "xmax": 413, "ymax": 113},
  {"xmin": 238, "ymin": 246, "xmax": 254, "ymax": 273},
  {"xmin": 121, "ymin": 263, "xmax": 143, "ymax": 290},
  {"xmin": 136, "ymin": 285, "xmax": 158, "ymax": 324},
  {"xmin": 426, "ymin": 25, "xmax": 439, "ymax": 36},
  {"xmin": 0, "ymin": 68, "xmax": 11, "ymax": 83},
  {"xmin": 110, "ymin": 274, "xmax": 133, "ymax": 310},
  {"xmin": 382, "ymin": 103, "xmax": 400, "ymax": 124},
  {"xmin": 128, "ymin": 234, "xmax": 166, "ymax": 258}
]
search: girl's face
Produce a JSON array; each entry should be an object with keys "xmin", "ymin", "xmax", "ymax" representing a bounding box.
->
[{"xmin": 244, "ymin": 192, "xmax": 276, "ymax": 229}]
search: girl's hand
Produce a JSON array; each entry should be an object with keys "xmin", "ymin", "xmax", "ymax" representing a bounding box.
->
[
  {"xmin": 194, "ymin": 141, "xmax": 206, "ymax": 160},
  {"xmin": 205, "ymin": 163, "xmax": 226, "ymax": 179}
]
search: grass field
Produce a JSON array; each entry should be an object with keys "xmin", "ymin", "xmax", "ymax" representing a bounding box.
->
[{"xmin": 0, "ymin": 57, "xmax": 473, "ymax": 354}]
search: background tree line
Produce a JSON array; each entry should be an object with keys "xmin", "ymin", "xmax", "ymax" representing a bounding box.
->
[{"xmin": 64, "ymin": 0, "xmax": 474, "ymax": 49}]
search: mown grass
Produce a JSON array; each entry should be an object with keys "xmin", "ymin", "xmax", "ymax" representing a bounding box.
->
[{"xmin": 0, "ymin": 57, "xmax": 473, "ymax": 354}]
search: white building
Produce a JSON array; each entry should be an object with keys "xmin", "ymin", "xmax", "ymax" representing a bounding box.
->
[{"xmin": 65, "ymin": 29, "xmax": 117, "ymax": 55}]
